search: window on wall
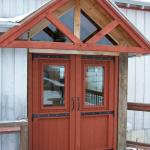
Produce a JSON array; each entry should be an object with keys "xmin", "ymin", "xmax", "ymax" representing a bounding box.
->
[
  {"xmin": 17, "ymin": 9, "xmax": 117, "ymax": 45},
  {"xmin": 80, "ymin": 10, "xmax": 117, "ymax": 45}
]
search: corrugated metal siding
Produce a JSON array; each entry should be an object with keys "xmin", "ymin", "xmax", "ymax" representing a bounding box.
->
[
  {"xmin": 0, "ymin": 1, "xmax": 50, "ymax": 149},
  {"xmin": 0, "ymin": 48, "xmax": 27, "ymax": 121},
  {"xmin": 120, "ymin": 8, "xmax": 150, "ymax": 143},
  {"xmin": 0, "ymin": 0, "xmax": 50, "ymax": 17},
  {"xmin": 0, "ymin": 48, "xmax": 27, "ymax": 150}
]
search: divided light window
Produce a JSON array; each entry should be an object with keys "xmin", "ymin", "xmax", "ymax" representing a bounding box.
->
[
  {"xmin": 17, "ymin": 8, "xmax": 117, "ymax": 45},
  {"xmin": 80, "ymin": 10, "xmax": 117, "ymax": 45}
]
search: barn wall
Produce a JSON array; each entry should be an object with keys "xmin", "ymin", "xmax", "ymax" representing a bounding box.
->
[
  {"xmin": 0, "ymin": 0, "xmax": 50, "ymax": 149},
  {"xmin": 0, "ymin": 0, "xmax": 50, "ymax": 18},
  {"xmin": 120, "ymin": 8, "xmax": 150, "ymax": 144},
  {"xmin": 0, "ymin": 48, "xmax": 27, "ymax": 150}
]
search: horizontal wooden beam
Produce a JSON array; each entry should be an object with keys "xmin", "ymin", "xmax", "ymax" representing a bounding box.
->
[
  {"xmin": 0, "ymin": 127, "xmax": 20, "ymax": 134},
  {"xmin": 46, "ymin": 14, "xmax": 81, "ymax": 44},
  {"xmin": 29, "ymin": 48, "xmax": 119, "ymax": 56},
  {"xmin": 6, "ymin": 41, "xmax": 146, "ymax": 53},
  {"xmin": 128, "ymin": 102, "xmax": 150, "ymax": 112},
  {"xmin": 86, "ymin": 20, "xmax": 119, "ymax": 44},
  {"xmin": 0, "ymin": 120, "xmax": 28, "ymax": 127},
  {"xmin": 127, "ymin": 141, "xmax": 150, "ymax": 149}
]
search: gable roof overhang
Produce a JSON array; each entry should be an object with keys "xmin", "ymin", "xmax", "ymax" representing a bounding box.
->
[{"xmin": 0, "ymin": 0, "xmax": 149, "ymax": 55}]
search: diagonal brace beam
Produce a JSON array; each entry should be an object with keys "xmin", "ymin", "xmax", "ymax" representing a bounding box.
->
[
  {"xmin": 46, "ymin": 14, "xmax": 81, "ymax": 44},
  {"xmin": 86, "ymin": 20, "xmax": 119, "ymax": 44}
]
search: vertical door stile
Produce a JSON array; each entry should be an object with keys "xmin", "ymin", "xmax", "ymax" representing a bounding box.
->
[
  {"xmin": 70, "ymin": 55, "xmax": 76, "ymax": 150},
  {"xmin": 32, "ymin": 56, "xmax": 39, "ymax": 150},
  {"xmin": 108, "ymin": 60, "xmax": 115, "ymax": 148},
  {"xmin": 113, "ymin": 57, "xmax": 119, "ymax": 150},
  {"xmin": 28, "ymin": 53, "xmax": 33, "ymax": 150},
  {"xmin": 75, "ymin": 55, "xmax": 81, "ymax": 150}
]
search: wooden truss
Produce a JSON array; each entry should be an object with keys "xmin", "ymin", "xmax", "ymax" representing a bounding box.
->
[{"xmin": 0, "ymin": 0, "xmax": 149, "ymax": 54}]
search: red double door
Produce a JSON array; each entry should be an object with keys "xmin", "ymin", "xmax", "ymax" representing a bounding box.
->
[{"xmin": 30, "ymin": 54, "xmax": 117, "ymax": 150}]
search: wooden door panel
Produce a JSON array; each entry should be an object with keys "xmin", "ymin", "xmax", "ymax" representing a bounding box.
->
[
  {"xmin": 31, "ymin": 55, "xmax": 75, "ymax": 150},
  {"xmin": 33, "ymin": 118, "xmax": 69, "ymax": 150},
  {"xmin": 80, "ymin": 116, "xmax": 108, "ymax": 150},
  {"xmin": 30, "ymin": 54, "xmax": 117, "ymax": 150},
  {"xmin": 77, "ymin": 56, "xmax": 115, "ymax": 150}
]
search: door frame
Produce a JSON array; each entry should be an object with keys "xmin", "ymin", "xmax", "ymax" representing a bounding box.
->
[{"xmin": 28, "ymin": 53, "xmax": 119, "ymax": 150}]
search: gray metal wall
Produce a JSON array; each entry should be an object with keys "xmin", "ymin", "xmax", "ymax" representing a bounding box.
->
[
  {"xmin": 0, "ymin": 0, "xmax": 50, "ymax": 149},
  {"xmin": 121, "ymin": 8, "xmax": 150, "ymax": 144},
  {"xmin": 0, "ymin": 48, "xmax": 27, "ymax": 150},
  {"xmin": 0, "ymin": 0, "xmax": 49, "ymax": 17}
]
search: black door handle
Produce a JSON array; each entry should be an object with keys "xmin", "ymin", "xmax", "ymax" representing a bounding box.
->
[{"xmin": 71, "ymin": 97, "xmax": 75, "ymax": 111}]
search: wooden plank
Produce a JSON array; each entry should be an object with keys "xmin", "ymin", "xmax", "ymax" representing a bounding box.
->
[
  {"xmin": 86, "ymin": 20, "xmax": 119, "ymax": 44},
  {"xmin": 20, "ymin": 124, "xmax": 28, "ymax": 150},
  {"xmin": 0, "ymin": 127, "xmax": 20, "ymax": 133},
  {"xmin": 74, "ymin": 0, "xmax": 80, "ymax": 38},
  {"xmin": 7, "ymin": 41, "xmax": 146, "ymax": 53},
  {"xmin": 128, "ymin": 103, "xmax": 150, "ymax": 112},
  {"xmin": 127, "ymin": 141, "xmax": 150, "ymax": 149},
  {"xmin": 29, "ymin": 48, "xmax": 119, "ymax": 56},
  {"xmin": 29, "ymin": 19, "xmax": 50, "ymax": 38},
  {"xmin": 118, "ymin": 53, "xmax": 128, "ymax": 150},
  {"xmin": 0, "ymin": 120, "xmax": 28, "ymax": 127},
  {"xmin": 53, "ymin": 0, "xmax": 75, "ymax": 17},
  {"xmin": 46, "ymin": 14, "xmax": 81, "ymax": 43},
  {"xmin": 28, "ymin": 53, "xmax": 33, "ymax": 150},
  {"xmin": 114, "ymin": 57, "xmax": 119, "ymax": 150}
]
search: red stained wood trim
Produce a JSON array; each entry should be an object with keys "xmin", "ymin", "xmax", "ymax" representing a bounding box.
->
[
  {"xmin": 128, "ymin": 102, "xmax": 150, "ymax": 112},
  {"xmin": 7, "ymin": 41, "xmax": 145, "ymax": 53},
  {"xmin": 48, "ymin": 0, "xmax": 69, "ymax": 13},
  {"xmin": 46, "ymin": 14, "xmax": 81, "ymax": 44},
  {"xmin": 127, "ymin": 141, "xmax": 150, "ymax": 149},
  {"xmin": 0, "ymin": 13, "xmax": 46, "ymax": 47},
  {"xmin": 96, "ymin": 0, "xmax": 150, "ymax": 49},
  {"xmin": 0, "ymin": 127, "xmax": 20, "ymax": 133},
  {"xmin": 86, "ymin": 20, "xmax": 119, "ymax": 44},
  {"xmin": 0, "ymin": 0, "xmax": 69, "ymax": 47}
]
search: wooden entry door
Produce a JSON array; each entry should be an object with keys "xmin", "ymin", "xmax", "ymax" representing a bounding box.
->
[{"xmin": 30, "ymin": 54, "xmax": 117, "ymax": 150}]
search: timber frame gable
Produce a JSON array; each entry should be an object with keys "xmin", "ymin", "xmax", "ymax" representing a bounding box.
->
[{"xmin": 0, "ymin": 0, "xmax": 150, "ymax": 54}]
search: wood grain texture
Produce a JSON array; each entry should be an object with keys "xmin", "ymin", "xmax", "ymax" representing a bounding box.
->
[{"xmin": 118, "ymin": 53, "xmax": 128, "ymax": 150}]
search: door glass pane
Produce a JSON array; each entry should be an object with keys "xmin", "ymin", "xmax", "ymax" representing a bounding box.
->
[
  {"xmin": 43, "ymin": 65, "xmax": 65, "ymax": 107},
  {"xmin": 85, "ymin": 66, "xmax": 104, "ymax": 106}
]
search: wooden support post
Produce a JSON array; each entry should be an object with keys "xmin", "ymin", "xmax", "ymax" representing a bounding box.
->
[
  {"xmin": 118, "ymin": 53, "xmax": 128, "ymax": 150},
  {"xmin": 20, "ymin": 123, "xmax": 28, "ymax": 150}
]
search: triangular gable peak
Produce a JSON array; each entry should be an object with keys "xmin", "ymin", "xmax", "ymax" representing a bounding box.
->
[{"xmin": 0, "ymin": 0, "xmax": 150, "ymax": 54}]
